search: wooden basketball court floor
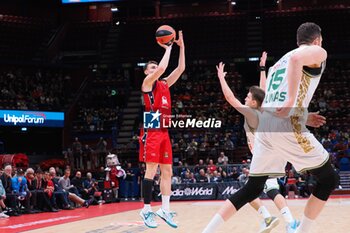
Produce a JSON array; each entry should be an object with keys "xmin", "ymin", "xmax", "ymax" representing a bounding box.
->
[{"xmin": 1, "ymin": 196, "xmax": 349, "ymax": 233}]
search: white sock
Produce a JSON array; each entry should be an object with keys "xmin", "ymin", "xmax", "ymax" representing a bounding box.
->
[
  {"xmin": 258, "ymin": 206, "xmax": 272, "ymax": 218},
  {"xmin": 142, "ymin": 204, "xmax": 152, "ymax": 213},
  {"xmin": 202, "ymin": 213, "xmax": 225, "ymax": 233},
  {"xmin": 162, "ymin": 195, "xmax": 170, "ymax": 212},
  {"xmin": 280, "ymin": 207, "xmax": 294, "ymax": 223},
  {"xmin": 295, "ymin": 215, "xmax": 313, "ymax": 233}
]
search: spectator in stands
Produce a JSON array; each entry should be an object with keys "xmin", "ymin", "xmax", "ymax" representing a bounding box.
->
[
  {"xmin": 1, "ymin": 165, "xmax": 20, "ymax": 216},
  {"xmin": 71, "ymin": 171, "xmax": 86, "ymax": 198},
  {"xmin": 11, "ymin": 169, "xmax": 32, "ymax": 213},
  {"xmin": 217, "ymin": 166, "xmax": 224, "ymax": 175},
  {"xmin": 83, "ymin": 172, "xmax": 99, "ymax": 200},
  {"xmin": 306, "ymin": 171, "xmax": 317, "ymax": 194},
  {"xmin": 171, "ymin": 174, "xmax": 180, "ymax": 184},
  {"xmin": 63, "ymin": 148, "xmax": 74, "ymax": 169},
  {"xmin": 224, "ymin": 136, "xmax": 235, "ymax": 155},
  {"xmin": 59, "ymin": 169, "xmax": 80, "ymax": 197},
  {"xmin": 58, "ymin": 169, "xmax": 91, "ymax": 208},
  {"xmin": 297, "ymin": 173, "xmax": 309, "ymax": 197},
  {"xmin": 72, "ymin": 137, "xmax": 82, "ymax": 169},
  {"xmin": 41, "ymin": 171, "xmax": 59, "ymax": 212},
  {"xmin": 154, "ymin": 173, "xmax": 161, "ymax": 186},
  {"xmin": 124, "ymin": 163, "xmax": 136, "ymax": 201},
  {"xmin": 190, "ymin": 172, "xmax": 197, "ymax": 183},
  {"xmin": 97, "ymin": 166, "xmax": 106, "ymax": 180},
  {"xmin": 137, "ymin": 163, "xmax": 145, "ymax": 195},
  {"xmin": 25, "ymin": 168, "xmax": 41, "ymax": 213},
  {"xmin": 33, "ymin": 170, "xmax": 45, "ymax": 210},
  {"xmin": 55, "ymin": 166, "xmax": 63, "ymax": 177},
  {"xmin": 229, "ymin": 166, "xmax": 240, "ymax": 181},
  {"xmin": 82, "ymin": 144, "xmax": 93, "ymax": 170},
  {"xmin": 34, "ymin": 169, "xmax": 59, "ymax": 212},
  {"xmin": 0, "ymin": 165, "xmax": 21, "ymax": 216},
  {"xmin": 238, "ymin": 168, "xmax": 249, "ymax": 187},
  {"xmin": 221, "ymin": 171, "xmax": 231, "ymax": 182},
  {"xmin": 217, "ymin": 151, "xmax": 228, "ymax": 165},
  {"xmin": 49, "ymin": 168, "xmax": 74, "ymax": 210},
  {"xmin": 198, "ymin": 140, "xmax": 209, "ymax": 157},
  {"xmin": 196, "ymin": 169, "xmax": 209, "ymax": 183},
  {"xmin": 207, "ymin": 159, "xmax": 217, "ymax": 174},
  {"xmin": 210, "ymin": 171, "xmax": 222, "ymax": 183},
  {"xmin": 175, "ymin": 161, "xmax": 186, "ymax": 177},
  {"xmin": 178, "ymin": 139, "xmax": 187, "ymax": 152},
  {"xmin": 194, "ymin": 159, "xmax": 206, "ymax": 175},
  {"xmin": 284, "ymin": 170, "xmax": 299, "ymax": 198},
  {"xmin": 95, "ymin": 137, "xmax": 107, "ymax": 167},
  {"xmin": 182, "ymin": 171, "xmax": 196, "ymax": 184},
  {"xmin": 0, "ymin": 179, "xmax": 9, "ymax": 218},
  {"xmin": 186, "ymin": 139, "xmax": 198, "ymax": 161}
]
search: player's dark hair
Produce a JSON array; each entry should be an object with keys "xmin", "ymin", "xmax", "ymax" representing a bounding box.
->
[
  {"xmin": 297, "ymin": 22, "xmax": 322, "ymax": 46},
  {"xmin": 143, "ymin": 60, "xmax": 158, "ymax": 71},
  {"xmin": 249, "ymin": 86, "xmax": 265, "ymax": 107}
]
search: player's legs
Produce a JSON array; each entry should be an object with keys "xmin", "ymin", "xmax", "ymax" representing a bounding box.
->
[
  {"xmin": 249, "ymin": 198, "xmax": 279, "ymax": 233},
  {"xmin": 156, "ymin": 163, "xmax": 177, "ymax": 228},
  {"xmin": 295, "ymin": 159, "xmax": 339, "ymax": 233},
  {"xmin": 142, "ymin": 162, "xmax": 159, "ymax": 210},
  {"xmin": 139, "ymin": 162, "xmax": 159, "ymax": 228},
  {"xmin": 156, "ymin": 132, "xmax": 177, "ymax": 228},
  {"xmin": 202, "ymin": 176, "xmax": 268, "ymax": 233},
  {"xmin": 139, "ymin": 130, "xmax": 162, "ymax": 208},
  {"xmin": 264, "ymin": 178, "xmax": 296, "ymax": 225},
  {"xmin": 139, "ymin": 130, "xmax": 162, "ymax": 228},
  {"xmin": 250, "ymin": 198, "xmax": 266, "ymax": 213},
  {"xmin": 276, "ymin": 128, "xmax": 338, "ymax": 232},
  {"xmin": 266, "ymin": 188, "xmax": 299, "ymax": 233},
  {"xmin": 159, "ymin": 163, "xmax": 172, "ymax": 207},
  {"xmin": 158, "ymin": 131, "xmax": 173, "ymax": 210}
]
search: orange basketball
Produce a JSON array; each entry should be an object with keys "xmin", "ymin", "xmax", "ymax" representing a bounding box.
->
[{"xmin": 155, "ymin": 25, "xmax": 176, "ymax": 46}]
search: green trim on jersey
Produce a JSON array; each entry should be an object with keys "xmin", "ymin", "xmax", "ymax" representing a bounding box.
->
[{"xmin": 249, "ymin": 172, "xmax": 286, "ymax": 178}]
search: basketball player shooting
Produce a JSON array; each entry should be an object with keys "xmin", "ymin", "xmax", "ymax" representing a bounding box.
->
[{"xmin": 138, "ymin": 30, "xmax": 185, "ymax": 229}]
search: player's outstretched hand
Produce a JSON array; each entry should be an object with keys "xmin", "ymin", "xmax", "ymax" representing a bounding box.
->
[
  {"xmin": 174, "ymin": 30, "xmax": 184, "ymax": 48},
  {"xmin": 216, "ymin": 62, "xmax": 227, "ymax": 80},
  {"xmin": 306, "ymin": 111, "xmax": 326, "ymax": 128},
  {"xmin": 157, "ymin": 41, "xmax": 173, "ymax": 50},
  {"xmin": 260, "ymin": 51, "xmax": 267, "ymax": 67}
]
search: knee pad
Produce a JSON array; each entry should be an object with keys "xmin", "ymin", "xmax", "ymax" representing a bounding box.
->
[
  {"xmin": 311, "ymin": 160, "xmax": 340, "ymax": 201},
  {"xmin": 266, "ymin": 189, "xmax": 280, "ymax": 201},
  {"xmin": 229, "ymin": 176, "xmax": 268, "ymax": 210}
]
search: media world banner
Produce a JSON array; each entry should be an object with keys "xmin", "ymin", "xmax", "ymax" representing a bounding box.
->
[
  {"xmin": 216, "ymin": 182, "xmax": 241, "ymax": 200},
  {"xmin": 153, "ymin": 183, "xmax": 217, "ymax": 201}
]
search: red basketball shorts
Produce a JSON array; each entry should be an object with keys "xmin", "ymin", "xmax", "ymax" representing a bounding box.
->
[{"xmin": 139, "ymin": 129, "xmax": 172, "ymax": 164}]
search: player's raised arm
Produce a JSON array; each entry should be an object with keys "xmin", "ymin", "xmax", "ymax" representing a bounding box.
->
[
  {"xmin": 216, "ymin": 62, "xmax": 259, "ymax": 129},
  {"xmin": 276, "ymin": 45, "xmax": 327, "ymax": 117},
  {"xmin": 142, "ymin": 43, "xmax": 172, "ymax": 92},
  {"xmin": 164, "ymin": 31, "xmax": 185, "ymax": 87},
  {"xmin": 259, "ymin": 51, "xmax": 267, "ymax": 91}
]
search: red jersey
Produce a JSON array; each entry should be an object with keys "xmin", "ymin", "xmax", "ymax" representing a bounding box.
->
[
  {"xmin": 142, "ymin": 80, "xmax": 171, "ymax": 128},
  {"xmin": 139, "ymin": 79, "xmax": 173, "ymax": 164}
]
